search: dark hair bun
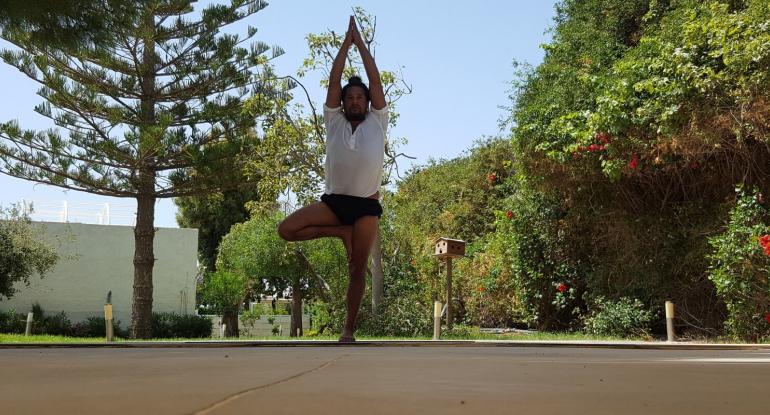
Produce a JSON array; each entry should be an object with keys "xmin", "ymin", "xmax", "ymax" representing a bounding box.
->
[{"xmin": 348, "ymin": 76, "xmax": 364, "ymax": 84}]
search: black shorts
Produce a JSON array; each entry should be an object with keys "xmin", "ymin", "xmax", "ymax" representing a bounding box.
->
[{"xmin": 321, "ymin": 193, "xmax": 383, "ymax": 225}]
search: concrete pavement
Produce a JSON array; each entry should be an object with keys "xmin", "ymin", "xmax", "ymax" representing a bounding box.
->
[{"xmin": 2, "ymin": 343, "xmax": 770, "ymax": 414}]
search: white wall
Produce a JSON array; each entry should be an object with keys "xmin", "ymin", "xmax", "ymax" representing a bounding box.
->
[{"xmin": 0, "ymin": 222, "xmax": 198, "ymax": 326}]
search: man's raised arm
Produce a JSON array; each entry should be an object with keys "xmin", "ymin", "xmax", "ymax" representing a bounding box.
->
[
  {"xmin": 325, "ymin": 17, "xmax": 354, "ymax": 109},
  {"xmin": 350, "ymin": 17, "xmax": 386, "ymax": 110}
]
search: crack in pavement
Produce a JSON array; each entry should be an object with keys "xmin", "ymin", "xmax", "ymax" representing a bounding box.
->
[{"xmin": 189, "ymin": 354, "xmax": 348, "ymax": 415}]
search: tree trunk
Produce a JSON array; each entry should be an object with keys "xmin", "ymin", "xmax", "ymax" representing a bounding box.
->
[
  {"xmin": 222, "ymin": 311, "xmax": 239, "ymax": 337},
  {"xmin": 131, "ymin": 193, "xmax": 156, "ymax": 338},
  {"xmin": 290, "ymin": 282, "xmax": 303, "ymax": 337},
  {"xmin": 371, "ymin": 230, "xmax": 384, "ymax": 315},
  {"xmin": 131, "ymin": 11, "xmax": 158, "ymax": 339}
]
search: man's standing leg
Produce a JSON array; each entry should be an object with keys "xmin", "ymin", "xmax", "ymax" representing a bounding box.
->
[{"xmin": 340, "ymin": 215, "xmax": 379, "ymax": 341}]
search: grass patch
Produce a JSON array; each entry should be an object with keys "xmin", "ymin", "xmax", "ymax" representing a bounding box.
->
[
  {"xmin": 3, "ymin": 331, "xmax": 765, "ymax": 344},
  {"xmin": 0, "ymin": 334, "xmax": 108, "ymax": 343}
]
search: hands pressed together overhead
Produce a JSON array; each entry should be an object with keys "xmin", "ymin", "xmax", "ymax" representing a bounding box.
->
[
  {"xmin": 344, "ymin": 15, "xmax": 365, "ymax": 48},
  {"xmin": 326, "ymin": 15, "xmax": 385, "ymax": 111}
]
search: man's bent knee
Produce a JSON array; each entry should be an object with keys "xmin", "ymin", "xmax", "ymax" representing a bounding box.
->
[{"xmin": 277, "ymin": 221, "xmax": 294, "ymax": 241}]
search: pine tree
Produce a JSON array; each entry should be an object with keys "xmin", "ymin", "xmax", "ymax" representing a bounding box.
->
[
  {"xmin": 0, "ymin": 0, "xmax": 133, "ymax": 49},
  {"xmin": 0, "ymin": 0, "xmax": 283, "ymax": 338}
]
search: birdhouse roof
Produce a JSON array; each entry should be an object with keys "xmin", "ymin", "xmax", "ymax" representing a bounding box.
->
[{"xmin": 434, "ymin": 237, "xmax": 466, "ymax": 244}]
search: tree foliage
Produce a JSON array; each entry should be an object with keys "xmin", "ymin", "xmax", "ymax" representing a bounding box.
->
[
  {"xmin": 0, "ymin": 0, "xmax": 135, "ymax": 49},
  {"xmin": 501, "ymin": 0, "xmax": 770, "ymax": 332},
  {"xmin": 707, "ymin": 187, "xmax": 770, "ymax": 341},
  {"xmin": 175, "ymin": 184, "xmax": 258, "ymax": 272},
  {"xmin": 377, "ymin": 138, "xmax": 514, "ymax": 328},
  {"xmin": 200, "ymin": 269, "xmax": 246, "ymax": 337},
  {"xmin": 0, "ymin": 206, "xmax": 59, "ymax": 300},
  {"xmin": 216, "ymin": 211, "xmax": 347, "ymax": 336}
]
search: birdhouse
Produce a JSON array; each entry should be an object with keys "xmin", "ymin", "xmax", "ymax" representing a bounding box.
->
[{"xmin": 434, "ymin": 237, "xmax": 466, "ymax": 258}]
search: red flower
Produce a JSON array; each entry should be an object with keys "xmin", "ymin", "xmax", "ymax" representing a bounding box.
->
[
  {"xmin": 595, "ymin": 132, "xmax": 611, "ymax": 144},
  {"xmin": 487, "ymin": 172, "xmax": 497, "ymax": 183},
  {"xmin": 628, "ymin": 153, "xmax": 639, "ymax": 170},
  {"xmin": 557, "ymin": 283, "xmax": 567, "ymax": 293},
  {"xmin": 506, "ymin": 210, "xmax": 513, "ymax": 219},
  {"xmin": 588, "ymin": 144, "xmax": 598, "ymax": 152},
  {"xmin": 764, "ymin": 313, "xmax": 770, "ymax": 324},
  {"xmin": 598, "ymin": 144, "xmax": 606, "ymax": 151},
  {"xmin": 760, "ymin": 236, "xmax": 770, "ymax": 256}
]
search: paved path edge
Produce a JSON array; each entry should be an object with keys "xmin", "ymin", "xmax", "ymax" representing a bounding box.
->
[{"xmin": 2, "ymin": 339, "xmax": 769, "ymax": 350}]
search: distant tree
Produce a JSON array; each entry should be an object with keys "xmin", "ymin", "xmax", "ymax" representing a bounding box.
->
[
  {"xmin": 200, "ymin": 269, "xmax": 247, "ymax": 337},
  {"xmin": 0, "ymin": 205, "xmax": 59, "ymax": 300},
  {"xmin": 217, "ymin": 211, "xmax": 346, "ymax": 337},
  {"xmin": 176, "ymin": 189, "xmax": 256, "ymax": 272},
  {"xmin": 0, "ymin": 0, "xmax": 284, "ymax": 338},
  {"xmin": 175, "ymin": 148, "xmax": 262, "ymax": 273}
]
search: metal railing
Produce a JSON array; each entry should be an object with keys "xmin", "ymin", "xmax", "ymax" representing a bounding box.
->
[{"xmin": 19, "ymin": 199, "xmax": 137, "ymax": 226}]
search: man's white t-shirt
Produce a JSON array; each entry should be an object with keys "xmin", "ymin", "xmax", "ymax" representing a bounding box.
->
[{"xmin": 323, "ymin": 104, "xmax": 388, "ymax": 198}]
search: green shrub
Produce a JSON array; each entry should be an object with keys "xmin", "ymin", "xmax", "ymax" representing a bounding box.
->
[
  {"xmin": 0, "ymin": 309, "xmax": 25, "ymax": 333},
  {"xmin": 308, "ymin": 301, "xmax": 334, "ymax": 333},
  {"xmin": 30, "ymin": 303, "xmax": 72, "ymax": 336},
  {"xmin": 584, "ymin": 297, "xmax": 654, "ymax": 337},
  {"xmin": 239, "ymin": 307, "xmax": 262, "ymax": 328},
  {"xmin": 40, "ymin": 311, "xmax": 72, "ymax": 336},
  {"xmin": 357, "ymin": 296, "xmax": 432, "ymax": 337},
  {"xmin": 707, "ymin": 187, "xmax": 770, "ymax": 341},
  {"xmin": 70, "ymin": 316, "xmax": 130, "ymax": 338},
  {"xmin": 152, "ymin": 313, "xmax": 212, "ymax": 339}
]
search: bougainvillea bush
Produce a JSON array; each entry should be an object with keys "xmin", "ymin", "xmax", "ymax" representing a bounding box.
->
[{"xmin": 708, "ymin": 187, "xmax": 770, "ymax": 341}]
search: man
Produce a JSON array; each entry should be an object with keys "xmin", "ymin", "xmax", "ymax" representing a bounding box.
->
[{"xmin": 277, "ymin": 16, "xmax": 387, "ymax": 342}]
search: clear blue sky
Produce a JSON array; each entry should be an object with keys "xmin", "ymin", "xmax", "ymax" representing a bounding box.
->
[{"xmin": 0, "ymin": 1, "xmax": 558, "ymax": 228}]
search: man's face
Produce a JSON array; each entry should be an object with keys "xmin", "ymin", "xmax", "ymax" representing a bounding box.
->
[{"xmin": 343, "ymin": 86, "xmax": 368, "ymax": 121}]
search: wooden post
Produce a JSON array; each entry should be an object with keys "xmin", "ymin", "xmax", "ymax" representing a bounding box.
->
[
  {"xmin": 433, "ymin": 238, "xmax": 465, "ymax": 332},
  {"xmin": 665, "ymin": 301, "xmax": 675, "ymax": 342},
  {"xmin": 25, "ymin": 312, "xmax": 33, "ymax": 336},
  {"xmin": 104, "ymin": 291, "xmax": 114, "ymax": 342},
  {"xmin": 104, "ymin": 304, "xmax": 114, "ymax": 342},
  {"xmin": 433, "ymin": 301, "xmax": 442, "ymax": 340},
  {"xmin": 446, "ymin": 258, "xmax": 453, "ymax": 330}
]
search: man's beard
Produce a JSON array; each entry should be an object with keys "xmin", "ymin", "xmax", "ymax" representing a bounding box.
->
[{"xmin": 344, "ymin": 111, "xmax": 365, "ymax": 122}]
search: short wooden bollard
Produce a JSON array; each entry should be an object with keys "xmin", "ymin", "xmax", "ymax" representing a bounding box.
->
[
  {"xmin": 104, "ymin": 291, "xmax": 114, "ymax": 342},
  {"xmin": 665, "ymin": 301, "xmax": 675, "ymax": 342},
  {"xmin": 433, "ymin": 301, "xmax": 442, "ymax": 340},
  {"xmin": 25, "ymin": 312, "xmax": 33, "ymax": 336},
  {"xmin": 104, "ymin": 304, "xmax": 114, "ymax": 342}
]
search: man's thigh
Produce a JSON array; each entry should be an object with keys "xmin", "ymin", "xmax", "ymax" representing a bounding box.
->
[{"xmin": 278, "ymin": 201, "xmax": 341, "ymax": 236}]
